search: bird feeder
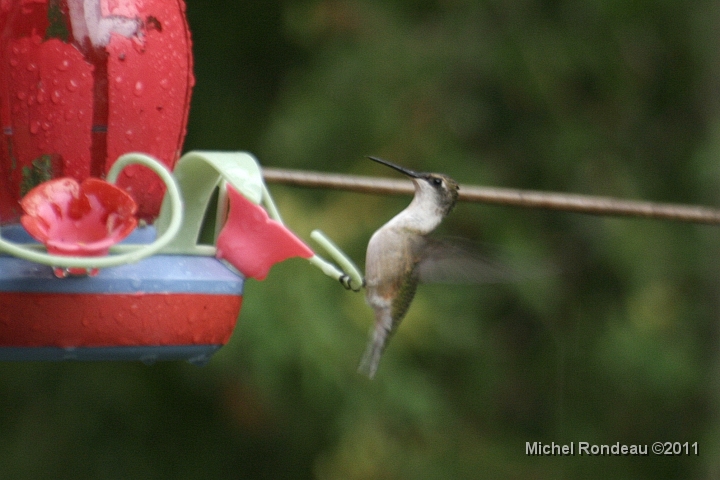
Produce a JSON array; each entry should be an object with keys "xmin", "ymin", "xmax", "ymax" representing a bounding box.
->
[{"xmin": 0, "ymin": 0, "xmax": 362, "ymax": 363}]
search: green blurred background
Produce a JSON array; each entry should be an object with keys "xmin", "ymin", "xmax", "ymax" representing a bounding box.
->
[{"xmin": 2, "ymin": 0, "xmax": 720, "ymax": 478}]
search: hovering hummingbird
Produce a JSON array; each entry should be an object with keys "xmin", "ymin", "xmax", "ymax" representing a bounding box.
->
[{"xmin": 359, "ymin": 156, "xmax": 513, "ymax": 378}]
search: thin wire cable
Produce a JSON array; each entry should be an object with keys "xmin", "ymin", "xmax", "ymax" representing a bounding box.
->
[{"xmin": 262, "ymin": 167, "xmax": 720, "ymax": 226}]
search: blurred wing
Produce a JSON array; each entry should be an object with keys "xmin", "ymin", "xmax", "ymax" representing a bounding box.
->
[{"xmin": 415, "ymin": 237, "xmax": 523, "ymax": 284}]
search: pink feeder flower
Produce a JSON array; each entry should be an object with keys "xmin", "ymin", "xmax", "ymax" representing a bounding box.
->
[
  {"xmin": 20, "ymin": 177, "xmax": 138, "ymax": 275},
  {"xmin": 216, "ymin": 185, "xmax": 314, "ymax": 281}
]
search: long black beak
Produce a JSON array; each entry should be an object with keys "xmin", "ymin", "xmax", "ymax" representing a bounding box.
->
[{"xmin": 367, "ymin": 156, "xmax": 422, "ymax": 178}]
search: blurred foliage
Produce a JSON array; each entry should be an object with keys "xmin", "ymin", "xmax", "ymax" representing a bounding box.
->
[{"xmin": 1, "ymin": 0, "xmax": 720, "ymax": 478}]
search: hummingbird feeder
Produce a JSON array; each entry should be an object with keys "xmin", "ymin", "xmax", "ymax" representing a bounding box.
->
[{"xmin": 0, "ymin": 0, "xmax": 362, "ymax": 363}]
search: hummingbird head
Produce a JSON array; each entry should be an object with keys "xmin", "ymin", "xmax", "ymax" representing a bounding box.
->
[{"xmin": 368, "ymin": 156, "xmax": 460, "ymax": 220}]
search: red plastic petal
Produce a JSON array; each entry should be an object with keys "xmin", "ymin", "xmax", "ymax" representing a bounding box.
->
[
  {"xmin": 216, "ymin": 185, "xmax": 314, "ymax": 280},
  {"xmin": 106, "ymin": 0, "xmax": 195, "ymax": 221},
  {"xmin": 1, "ymin": 37, "xmax": 94, "ymax": 201}
]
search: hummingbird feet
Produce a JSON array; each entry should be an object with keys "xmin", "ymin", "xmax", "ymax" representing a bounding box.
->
[{"xmin": 340, "ymin": 273, "xmax": 365, "ymax": 292}]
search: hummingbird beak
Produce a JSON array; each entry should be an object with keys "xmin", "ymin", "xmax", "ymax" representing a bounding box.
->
[{"xmin": 367, "ymin": 156, "xmax": 421, "ymax": 178}]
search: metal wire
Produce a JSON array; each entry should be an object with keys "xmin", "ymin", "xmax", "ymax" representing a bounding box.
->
[{"xmin": 262, "ymin": 167, "xmax": 720, "ymax": 226}]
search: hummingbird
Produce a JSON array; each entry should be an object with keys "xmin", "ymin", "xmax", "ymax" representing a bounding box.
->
[
  {"xmin": 360, "ymin": 156, "xmax": 517, "ymax": 378},
  {"xmin": 359, "ymin": 157, "xmax": 458, "ymax": 378}
]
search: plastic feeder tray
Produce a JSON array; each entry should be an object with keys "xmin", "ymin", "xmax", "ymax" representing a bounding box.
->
[{"xmin": 0, "ymin": 224, "xmax": 243, "ymax": 364}]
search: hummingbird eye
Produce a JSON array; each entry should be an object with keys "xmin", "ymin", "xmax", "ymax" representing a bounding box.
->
[{"xmin": 431, "ymin": 177, "xmax": 442, "ymax": 187}]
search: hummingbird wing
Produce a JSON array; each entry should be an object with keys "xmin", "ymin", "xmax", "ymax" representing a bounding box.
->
[{"xmin": 414, "ymin": 236, "xmax": 522, "ymax": 284}]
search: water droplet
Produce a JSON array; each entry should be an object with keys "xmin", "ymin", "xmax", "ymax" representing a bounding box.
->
[
  {"xmin": 125, "ymin": 129, "xmax": 133, "ymax": 140},
  {"xmin": 26, "ymin": 63, "xmax": 37, "ymax": 72},
  {"xmin": 41, "ymin": 121, "xmax": 51, "ymax": 131},
  {"xmin": 140, "ymin": 355, "xmax": 157, "ymax": 366},
  {"xmin": 29, "ymin": 120, "xmax": 40, "ymax": 134},
  {"xmin": 27, "ymin": 95, "xmax": 35, "ymax": 106},
  {"xmin": 159, "ymin": 78, "xmax": 169, "ymax": 89},
  {"xmin": 16, "ymin": 91, "xmax": 26, "ymax": 100},
  {"xmin": 9, "ymin": 58, "xmax": 18, "ymax": 67},
  {"xmin": 53, "ymin": 267, "xmax": 69, "ymax": 278},
  {"xmin": 67, "ymin": 79, "xmax": 79, "ymax": 92},
  {"xmin": 133, "ymin": 81, "xmax": 144, "ymax": 96},
  {"xmin": 62, "ymin": 348, "xmax": 78, "ymax": 360},
  {"xmin": 132, "ymin": 39, "xmax": 146, "ymax": 54},
  {"xmin": 65, "ymin": 109, "xmax": 75, "ymax": 120},
  {"xmin": 57, "ymin": 59, "xmax": 70, "ymax": 71},
  {"xmin": 36, "ymin": 90, "xmax": 46, "ymax": 104},
  {"xmin": 51, "ymin": 90, "xmax": 62, "ymax": 104},
  {"xmin": 188, "ymin": 353, "xmax": 212, "ymax": 366}
]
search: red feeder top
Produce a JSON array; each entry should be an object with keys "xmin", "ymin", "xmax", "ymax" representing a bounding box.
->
[{"xmin": 0, "ymin": 0, "xmax": 194, "ymax": 223}]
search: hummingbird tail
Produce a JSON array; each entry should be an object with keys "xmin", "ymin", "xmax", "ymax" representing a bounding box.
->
[
  {"xmin": 357, "ymin": 326, "xmax": 388, "ymax": 379},
  {"xmin": 357, "ymin": 344, "xmax": 381, "ymax": 379}
]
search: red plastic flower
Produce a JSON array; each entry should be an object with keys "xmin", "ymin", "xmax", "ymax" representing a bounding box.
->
[
  {"xmin": 216, "ymin": 185, "xmax": 314, "ymax": 280},
  {"xmin": 20, "ymin": 177, "xmax": 138, "ymax": 259}
]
